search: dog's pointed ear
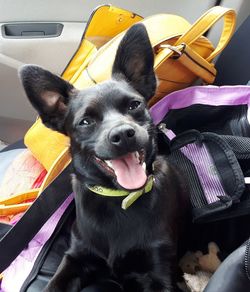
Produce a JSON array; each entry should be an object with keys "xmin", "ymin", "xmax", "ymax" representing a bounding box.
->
[
  {"xmin": 19, "ymin": 65, "xmax": 76, "ymax": 133},
  {"xmin": 112, "ymin": 23, "xmax": 156, "ymax": 101}
]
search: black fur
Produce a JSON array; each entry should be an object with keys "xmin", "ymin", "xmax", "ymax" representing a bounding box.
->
[{"xmin": 20, "ymin": 23, "xmax": 188, "ymax": 292}]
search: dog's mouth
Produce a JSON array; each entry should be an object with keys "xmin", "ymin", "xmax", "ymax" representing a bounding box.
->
[{"xmin": 94, "ymin": 150, "xmax": 147, "ymax": 190}]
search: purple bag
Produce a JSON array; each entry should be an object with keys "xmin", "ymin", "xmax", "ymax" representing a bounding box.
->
[
  {"xmin": 150, "ymin": 85, "xmax": 250, "ymax": 222},
  {"xmin": 1, "ymin": 195, "xmax": 73, "ymax": 292}
]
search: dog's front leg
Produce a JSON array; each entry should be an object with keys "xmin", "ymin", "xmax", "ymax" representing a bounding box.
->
[
  {"xmin": 44, "ymin": 254, "xmax": 81, "ymax": 292},
  {"xmin": 44, "ymin": 251, "xmax": 111, "ymax": 292},
  {"xmin": 114, "ymin": 245, "xmax": 177, "ymax": 292}
]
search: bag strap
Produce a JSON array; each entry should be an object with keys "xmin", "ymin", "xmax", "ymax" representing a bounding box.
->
[
  {"xmin": 0, "ymin": 164, "xmax": 72, "ymax": 273},
  {"xmin": 175, "ymin": 6, "xmax": 236, "ymax": 61},
  {"xmin": 173, "ymin": 43, "xmax": 217, "ymax": 83},
  {"xmin": 153, "ymin": 7, "xmax": 235, "ymax": 90}
]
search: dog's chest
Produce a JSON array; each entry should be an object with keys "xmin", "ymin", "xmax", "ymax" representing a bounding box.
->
[{"xmin": 76, "ymin": 189, "xmax": 165, "ymax": 257}]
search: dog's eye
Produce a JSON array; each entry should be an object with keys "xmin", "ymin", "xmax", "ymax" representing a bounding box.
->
[
  {"xmin": 128, "ymin": 100, "xmax": 141, "ymax": 111},
  {"xmin": 78, "ymin": 118, "xmax": 93, "ymax": 126}
]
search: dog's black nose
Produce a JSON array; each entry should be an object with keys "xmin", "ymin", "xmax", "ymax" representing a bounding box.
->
[{"xmin": 109, "ymin": 125, "xmax": 136, "ymax": 147}]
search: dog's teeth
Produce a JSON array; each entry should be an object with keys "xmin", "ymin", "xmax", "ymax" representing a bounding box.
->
[
  {"xmin": 105, "ymin": 160, "xmax": 113, "ymax": 168},
  {"xmin": 142, "ymin": 162, "xmax": 146, "ymax": 171},
  {"xmin": 135, "ymin": 151, "xmax": 140, "ymax": 160}
]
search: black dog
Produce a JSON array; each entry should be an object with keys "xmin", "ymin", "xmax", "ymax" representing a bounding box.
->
[{"xmin": 20, "ymin": 23, "xmax": 188, "ymax": 292}]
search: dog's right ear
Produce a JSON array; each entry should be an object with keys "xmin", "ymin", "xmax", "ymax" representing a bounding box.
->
[{"xmin": 19, "ymin": 65, "xmax": 76, "ymax": 134}]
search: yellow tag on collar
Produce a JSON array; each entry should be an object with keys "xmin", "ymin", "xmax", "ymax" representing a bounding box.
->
[
  {"xmin": 121, "ymin": 176, "xmax": 154, "ymax": 210},
  {"xmin": 87, "ymin": 175, "xmax": 154, "ymax": 210}
]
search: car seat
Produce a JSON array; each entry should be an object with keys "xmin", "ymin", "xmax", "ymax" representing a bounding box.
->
[{"xmin": 204, "ymin": 15, "xmax": 250, "ymax": 292}]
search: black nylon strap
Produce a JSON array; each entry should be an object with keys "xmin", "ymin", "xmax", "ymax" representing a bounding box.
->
[{"xmin": 0, "ymin": 164, "xmax": 72, "ymax": 273}]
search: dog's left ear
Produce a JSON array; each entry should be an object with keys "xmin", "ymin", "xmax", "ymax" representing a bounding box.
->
[{"xmin": 112, "ymin": 23, "xmax": 156, "ymax": 101}]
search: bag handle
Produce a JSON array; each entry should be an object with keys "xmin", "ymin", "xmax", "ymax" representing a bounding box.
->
[
  {"xmin": 170, "ymin": 130, "xmax": 203, "ymax": 152},
  {"xmin": 175, "ymin": 6, "xmax": 236, "ymax": 61}
]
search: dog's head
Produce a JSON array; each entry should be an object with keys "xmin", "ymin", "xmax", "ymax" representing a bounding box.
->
[{"xmin": 20, "ymin": 24, "xmax": 157, "ymax": 190}]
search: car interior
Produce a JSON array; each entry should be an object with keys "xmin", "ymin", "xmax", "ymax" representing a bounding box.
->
[
  {"xmin": 0, "ymin": 0, "xmax": 249, "ymax": 145},
  {"xmin": 0, "ymin": 0, "xmax": 250, "ymax": 291}
]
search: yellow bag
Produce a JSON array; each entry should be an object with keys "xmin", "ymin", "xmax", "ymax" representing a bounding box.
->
[{"xmin": 0, "ymin": 5, "xmax": 236, "ymax": 216}]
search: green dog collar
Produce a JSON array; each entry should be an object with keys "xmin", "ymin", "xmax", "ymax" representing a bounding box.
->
[{"xmin": 87, "ymin": 175, "xmax": 154, "ymax": 210}]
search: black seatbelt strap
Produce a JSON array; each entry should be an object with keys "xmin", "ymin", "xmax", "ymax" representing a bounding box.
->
[{"xmin": 0, "ymin": 164, "xmax": 72, "ymax": 273}]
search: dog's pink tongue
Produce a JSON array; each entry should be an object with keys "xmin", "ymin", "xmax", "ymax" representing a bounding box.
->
[{"xmin": 111, "ymin": 152, "xmax": 147, "ymax": 190}]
